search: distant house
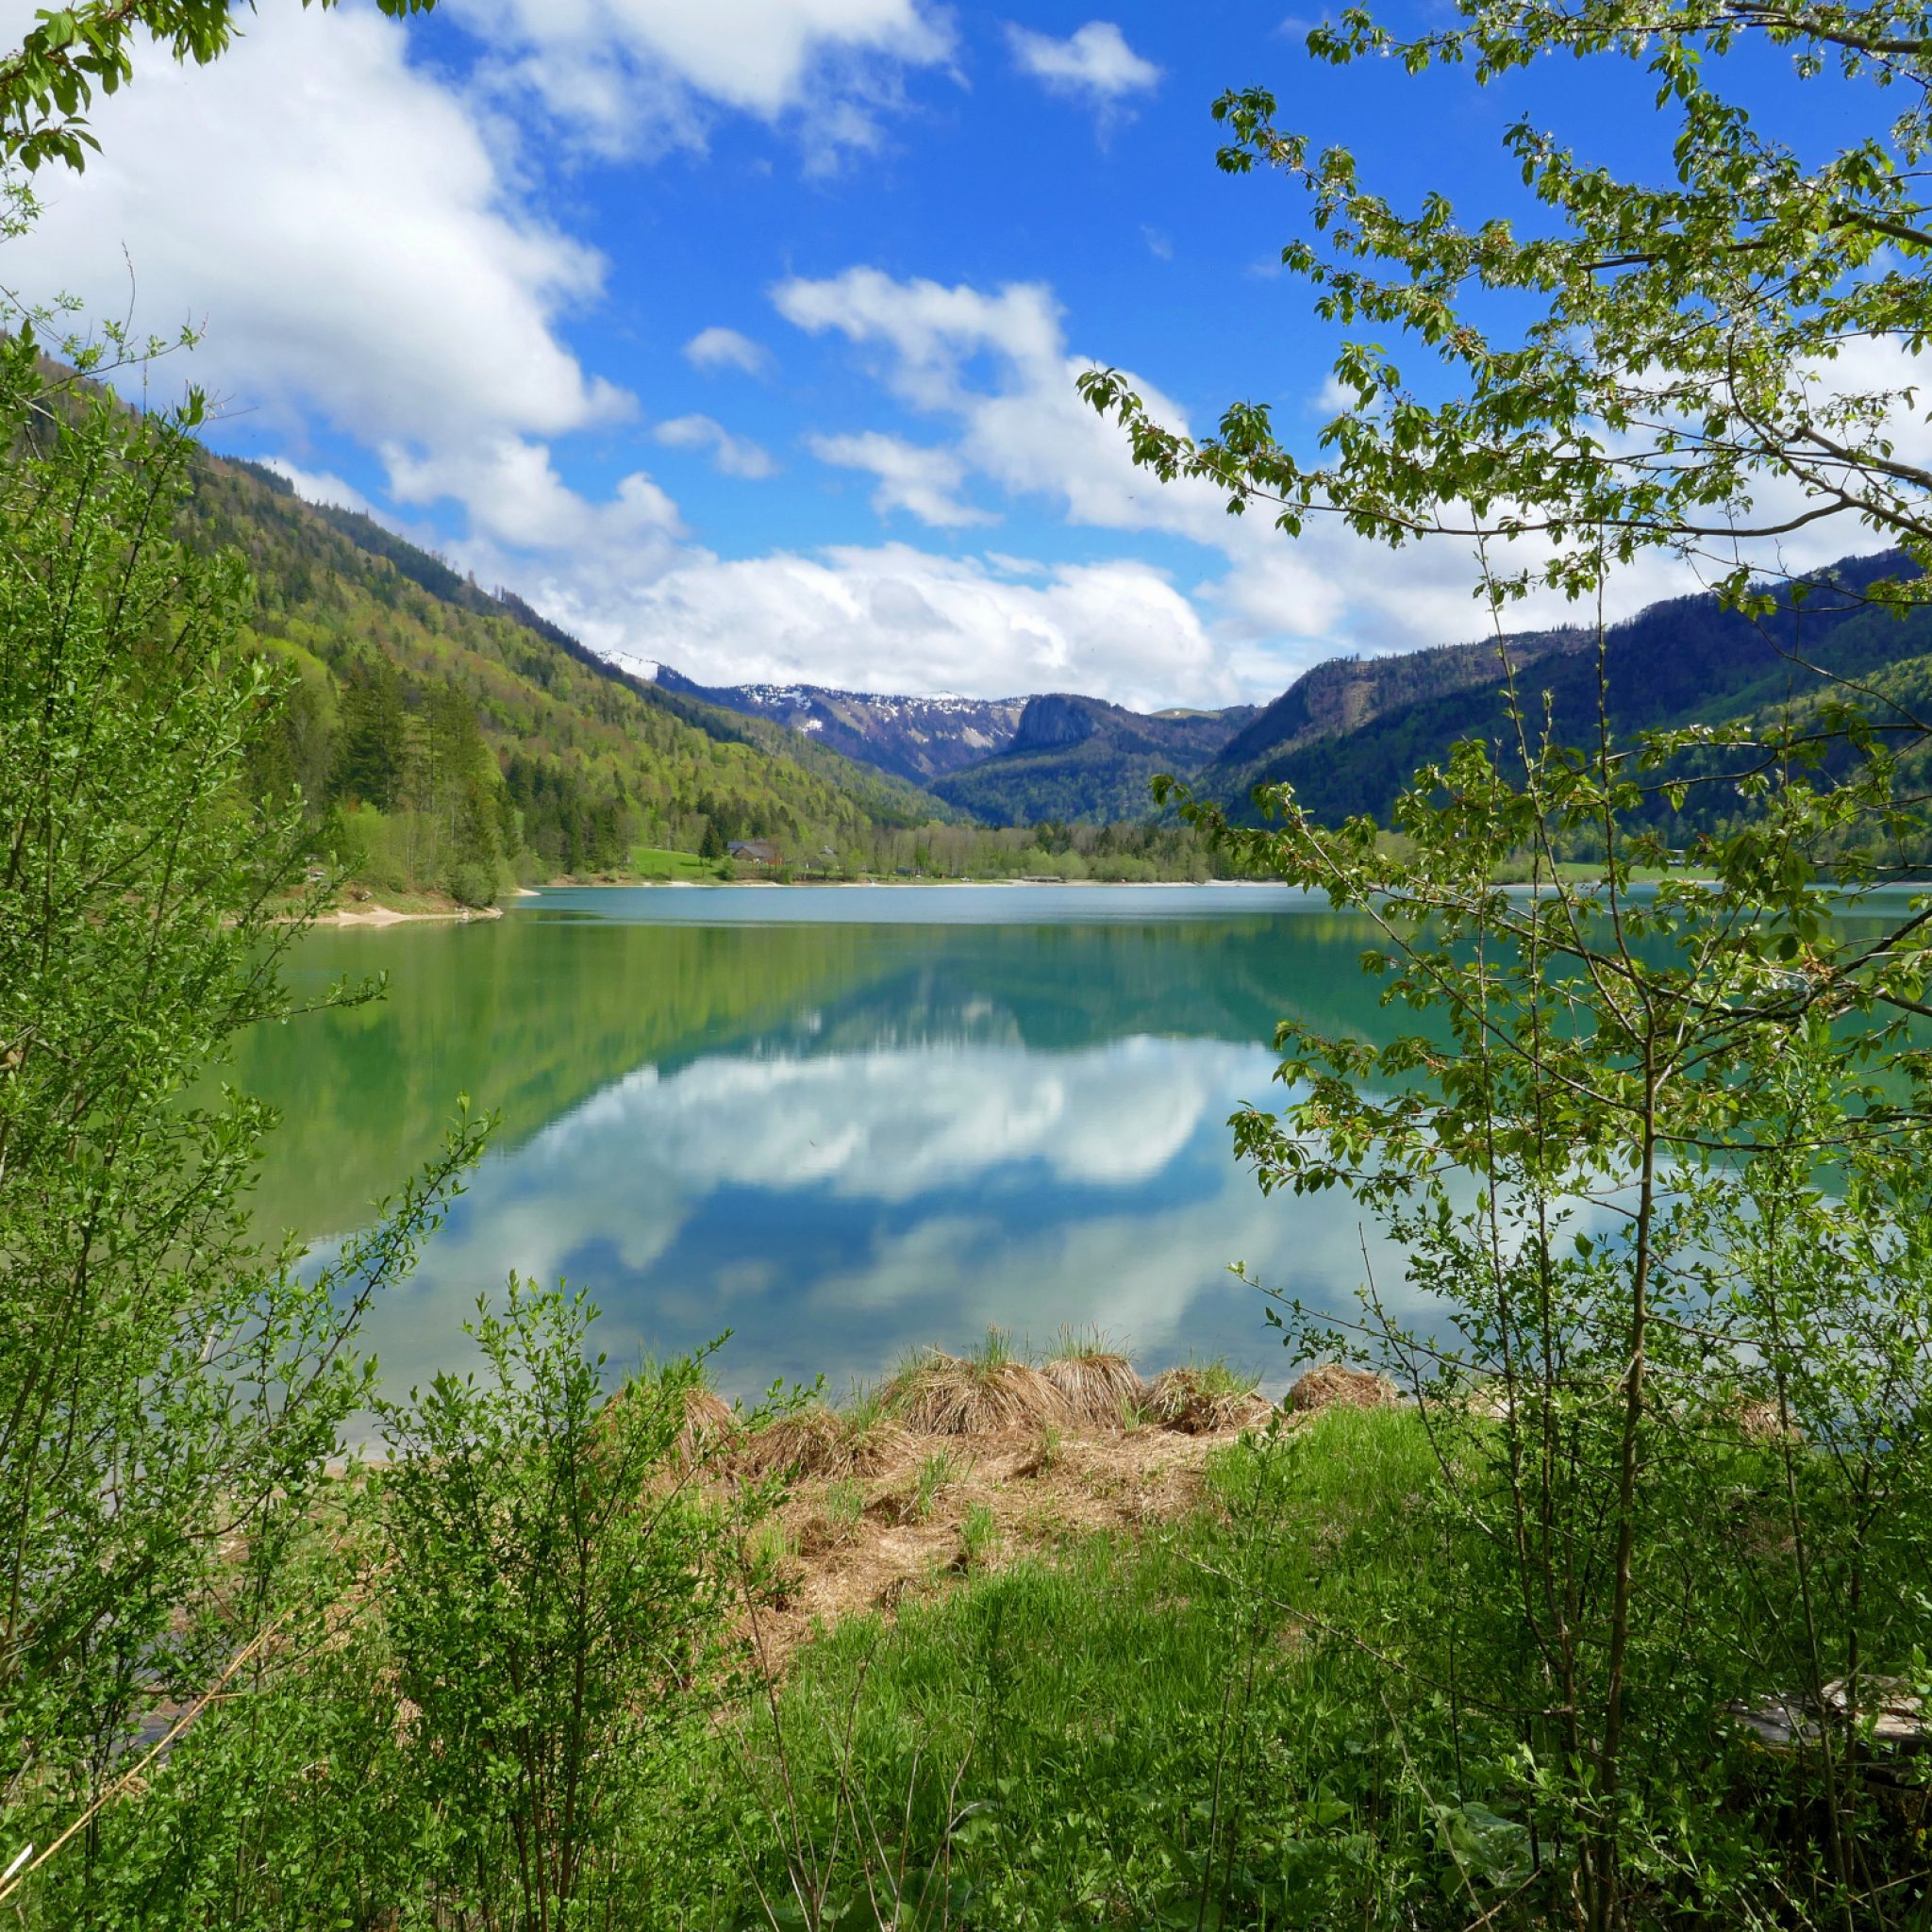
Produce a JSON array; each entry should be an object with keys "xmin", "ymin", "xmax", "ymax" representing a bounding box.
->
[{"xmin": 727, "ymin": 839, "xmax": 782, "ymax": 867}]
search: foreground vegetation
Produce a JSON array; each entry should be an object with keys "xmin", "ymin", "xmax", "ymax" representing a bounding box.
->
[
  {"xmin": 9, "ymin": 1334, "xmax": 1925, "ymax": 1931},
  {"xmin": 8, "ymin": 1, "xmax": 1932, "ymax": 1928}
]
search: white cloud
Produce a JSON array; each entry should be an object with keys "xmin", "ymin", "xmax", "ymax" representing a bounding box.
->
[
  {"xmin": 386, "ymin": 437, "xmax": 683, "ymax": 558},
  {"xmin": 600, "ymin": 542, "xmax": 1228, "ymax": 708},
  {"xmin": 4, "ymin": 5, "xmax": 651, "ymax": 558},
  {"xmin": 262, "ymin": 458, "xmax": 375, "ymax": 519},
  {"xmin": 684, "ymin": 325, "xmax": 774, "ymax": 376},
  {"xmin": 767, "ymin": 264, "xmax": 1841, "ymax": 694},
  {"xmin": 808, "ymin": 429, "xmax": 991, "ymax": 526},
  {"xmin": 1006, "ymin": 20, "xmax": 1159, "ymax": 104},
  {"xmin": 0, "ymin": 0, "xmax": 1535, "ymax": 709},
  {"xmin": 455, "ymin": 0, "xmax": 954, "ymax": 167},
  {"xmin": 654, "ymin": 413, "xmax": 778, "ymax": 479},
  {"xmin": 775, "ymin": 268, "xmax": 1064, "ymax": 406},
  {"xmin": 774, "ymin": 268, "xmax": 1218, "ymax": 541}
]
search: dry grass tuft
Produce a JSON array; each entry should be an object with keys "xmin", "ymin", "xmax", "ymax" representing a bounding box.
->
[
  {"xmin": 1147, "ymin": 1363, "xmax": 1270, "ymax": 1435},
  {"xmin": 887, "ymin": 1350, "xmax": 1074, "ymax": 1435},
  {"xmin": 737, "ymin": 1405, "xmax": 915, "ymax": 1480},
  {"xmin": 675, "ymin": 1388, "xmax": 738, "ymax": 1467},
  {"xmin": 600, "ymin": 1382, "xmax": 736, "ymax": 1475},
  {"xmin": 731, "ymin": 1365, "xmax": 1263, "ymax": 1671},
  {"xmin": 1730, "ymin": 1395, "xmax": 1800, "ymax": 1443},
  {"xmin": 1287, "ymin": 1363, "xmax": 1398, "ymax": 1414},
  {"xmin": 1041, "ymin": 1347, "xmax": 1148, "ymax": 1427}
]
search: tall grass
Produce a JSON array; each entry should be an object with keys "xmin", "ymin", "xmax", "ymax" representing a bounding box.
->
[{"xmin": 711, "ymin": 1408, "xmax": 1467, "ymax": 1929}]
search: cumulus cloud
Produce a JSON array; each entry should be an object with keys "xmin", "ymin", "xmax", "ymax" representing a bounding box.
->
[
  {"xmin": 654, "ymin": 413, "xmax": 778, "ymax": 479},
  {"xmin": 684, "ymin": 325, "xmax": 774, "ymax": 376},
  {"xmin": 1006, "ymin": 21, "xmax": 1159, "ymax": 105},
  {"xmin": 262, "ymin": 458, "xmax": 375, "ymax": 519},
  {"xmin": 808, "ymin": 430, "xmax": 992, "ymax": 526},
  {"xmin": 768, "ymin": 263, "xmax": 1860, "ymax": 691},
  {"xmin": 0, "ymin": 1, "xmax": 1616, "ymax": 708},
  {"xmin": 3, "ymin": 5, "xmax": 655, "ymax": 559},
  {"xmin": 455, "ymin": 0, "xmax": 954, "ymax": 167},
  {"xmin": 775, "ymin": 268, "xmax": 1065, "ymax": 407},
  {"xmin": 604, "ymin": 543, "xmax": 1226, "ymax": 708},
  {"xmin": 557, "ymin": 1035, "xmax": 1215, "ymax": 1200},
  {"xmin": 386, "ymin": 437, "xmax": 684, "ymax": 562},
  {"xmin": 775, "ymin": 269, "xmax": 1221, "ymax": 540}
]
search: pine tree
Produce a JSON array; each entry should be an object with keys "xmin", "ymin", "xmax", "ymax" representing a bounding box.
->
[{"xmin": 330, "ymin": 655, "xmax": 408, "ymax": 810}]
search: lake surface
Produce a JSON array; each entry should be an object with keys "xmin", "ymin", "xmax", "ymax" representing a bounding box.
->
[{"xmin": 245, "ymin": 879, "xmax": 1846, "ymax": 1404}]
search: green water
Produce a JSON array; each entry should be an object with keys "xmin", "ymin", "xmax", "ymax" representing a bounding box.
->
[{"xmin": 216, "ymin": 882, "xmax": 1612, "ymax": 1399}]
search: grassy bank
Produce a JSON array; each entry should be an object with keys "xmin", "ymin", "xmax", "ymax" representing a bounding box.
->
[
  {"xmin": 16, "ymin": 1324, "xmax": 1929, "ymax": 1930},
  {"xmin": 673, "ymin": 1385, "xmax": 1930, "ymax": 1930},
  {"xmin": 690, "ymin": 1402, "xmax": 1452, "ymax": 1931}
]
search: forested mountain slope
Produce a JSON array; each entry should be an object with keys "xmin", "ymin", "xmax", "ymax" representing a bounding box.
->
[
  {"xmin": 182, "ymin": 455, "xmax": 946, "ymax": 898},
  {"xmin": 1209, "ymin": 625, "xmax": 1590, "ymax": 787},
  {"xmin": 931, "ymin": 692, "xmax": 1256, "ymax": 824},
  {"xmin": 1205, "ymin": 553, "xmax": 1932, "ymax": 827}
]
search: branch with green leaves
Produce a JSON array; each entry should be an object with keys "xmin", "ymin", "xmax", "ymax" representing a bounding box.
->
[{"xmin": 0, "ymin": 0, "xmax": 438, "ymax": 175}]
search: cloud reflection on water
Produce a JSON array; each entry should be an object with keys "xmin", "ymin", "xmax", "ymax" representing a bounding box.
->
[{"xmin": 370, "ymin": 1031, "xmax": 1434, "ymax": 1400}]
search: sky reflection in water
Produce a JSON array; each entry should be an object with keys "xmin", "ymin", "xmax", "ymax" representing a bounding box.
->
[{"xmin": 237, "ymin": 885, "xmax": 1450, "ymax": 1402}]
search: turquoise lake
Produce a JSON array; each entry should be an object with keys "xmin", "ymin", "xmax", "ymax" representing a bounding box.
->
[{"xmin": 228, "ymin": 883, "xmax": 1465, "ymax": 1402}]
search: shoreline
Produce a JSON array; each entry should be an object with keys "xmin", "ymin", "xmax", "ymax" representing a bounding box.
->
[
  {"xmin": 531, "ymin": 874, "xmax": 1274, "ymax": 891},
  {"xmin": 312, "ymin": 899, "xmax": 506, "ymax": 927},
  {"xmin": 691, "ymin": 1355, "xmax": 1394, "ymax": 1667}
]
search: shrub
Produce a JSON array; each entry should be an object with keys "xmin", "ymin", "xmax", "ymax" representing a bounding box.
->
[{"xmin": 370, "ymin": 1284, "xmax": 747, "ymax": 1929}]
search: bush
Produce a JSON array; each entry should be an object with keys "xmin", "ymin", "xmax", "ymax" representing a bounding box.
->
[
  {"xmin": 371, "ymin": 1285, "xmax": 749, "ymax": 1927},
  {"xmin": 442, "ymin": 854, "xmax": 501, "ymax": 908},
  {"xmin": 63, "ymin": 1289, "xmax": 759, "ymax": 1932}
]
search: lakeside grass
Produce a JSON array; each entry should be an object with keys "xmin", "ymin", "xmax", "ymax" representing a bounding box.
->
[
  {"xmin": 637, "ymin": 1342, "xmax": 1478, "ymax": 1925},
  {"xmin": 660, "ymin": 1354, "xmax": 1924, "ymax": 1928},
  {"xmin": 673, "ymin": 1406, "xmax": 1463, "ymax": 1928},
  {"xmin": 39, "ymin": 1336, "xmax": 1928, "ymax": 1928}
]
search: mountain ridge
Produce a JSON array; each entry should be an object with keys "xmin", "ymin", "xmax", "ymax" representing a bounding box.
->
[
  {"xmin": 641, "ymin": 550, "xmax": 1932, "ymax": 834},
  {"xmin": 931, "ymin": 691, "xmax": 1257, "ymax": 824},
  {"xmin": 651, "ymin": 668, "xmax": 1028, "ymax": 787},
  {"xmin": 1209, "ymin": 550, "xmax": 1932, "ymax": 827}
]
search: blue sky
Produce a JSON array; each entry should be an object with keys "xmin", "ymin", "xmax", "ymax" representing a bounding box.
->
[{"xmin": 0, "ymin": 1, "xmax": 1887, "ymax": 705}]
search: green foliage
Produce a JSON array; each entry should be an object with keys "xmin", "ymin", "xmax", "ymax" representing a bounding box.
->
[
  {"xmin": 370, "ymin": 1285, "xmax": 750, "ymax": 1928},
  {"xmin": 38, "ymin": 1294, "xmax": 758, "ymax": 1932},
  {"xmin": 1164, "ymin": 681, "xmax": 1932, "ymax": 1926},
  {"xmin": 0, "ymin": 333, "xmax": 486, "ymax": 1907},
  {"xmin": 1083, "ymin": 3, "xmax": 1932, "ymax": 610},
  {"xmin": 1076, "ymin": 11, "xmax": 1932, "ymax": 1921},
  {"xmin": 911, "ymin": 1449, "xmax": 960, "ymax": 1522},
  {"xmin": 1078, "ymin": 0, "xmax": 1932, "ymax": 862}
]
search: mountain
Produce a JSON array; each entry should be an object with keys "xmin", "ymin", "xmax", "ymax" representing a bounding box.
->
[
  {"xmin": 652, "ymin": 670, "xmax": 1027, "ymax": 787},
  {"xmin": 1202, "ymin": 551, "xmax": 1932, "ymax": 829},
  {"xmin": 182, "ymin": 455, "xmax": 950, "ymax": 896},
  {"xmin": 1209, "ymin": 627, "xmax": 1590, "ymax": 788},
  {"xmin": 930, "ymin": 692, "xmax": 1257, "ymax": 825}
]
